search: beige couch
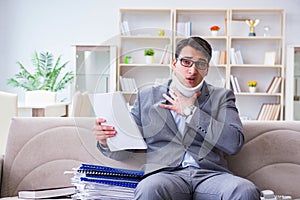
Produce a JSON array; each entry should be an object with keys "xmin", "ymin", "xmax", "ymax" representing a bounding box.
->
[{"xmin": 1, "ymin": 118, "xmax": 300, "ymax": 199}]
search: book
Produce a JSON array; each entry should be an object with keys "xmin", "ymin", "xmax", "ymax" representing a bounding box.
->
[
  {"xmin": 18, "ymin": 186, "xmax": 76, "ymax": 199},
  {"xmin": 77, "ymin": 164, "xmax": 144, "ymax": 179},
  {"xmin": 210, "ymin": 50, "xmax": 220, "ymax": 66},
  {"xmin": 271, "ymin": 76, "xmax": 282, "ymax": 93},
  {"xmin": 234, "ymin": 75, "xmax": 241, "ymax": 93},
  {"xmin": 230, "ymin": 75, "xmax": 238, "ymax": 93},
  {"xmin": 119, "ymin": 76, "xmax": 137, "ymax": 92},
  {"xmin": 257, "ymin": 103, "xmax": 280, "ymax": 120},
  {"xmin": 121, "ymin": 21, "xmax": 130, "ymax": 36},
  {"xmin": 230, "ymin": 74, "xmax": 241, "ymax": 93},
  {"xmin": 266, "ymin": 76, "xmax": 277, "ymax": 93},
  {"xmin": 235, "ymin": 50, "xmax": 244, "ymax": 65},
  {"xmin": 266, "ymin": 76, "xmax": 282, "ymax": 94},
  {"xmin": 89, "ymin": 92, "xmax": 147, "ymax": 151},
  {"xmin": 176, "ymin": 22, "xmax": 191, "ymax": 36},
  {"xmin": 230, "ymin": 48, "xmax": 237, "ymax": 65},
  {"xmin": 219, "ymin": 51, "xmax": 226, "ymax": 64},
  {"xmin": 160, "ymin": 44, "xmax": 170, "ymax": 64}
]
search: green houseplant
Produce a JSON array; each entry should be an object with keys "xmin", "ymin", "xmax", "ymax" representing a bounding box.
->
[
  {"xmin": 144, "ymin": 49, "xmax": 155, "ymax": 56},
  {"xmin": 7, "ymin": 51, "xmax": 74, "ymax": 92},
  {"xmin": 144, "ymin": 49, "xmax": 155, "ymax": 64}
]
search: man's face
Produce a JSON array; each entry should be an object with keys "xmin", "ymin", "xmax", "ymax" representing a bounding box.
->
[{"xmin": 172, "ymin": 46, "xmax": 209, "ymax": 88}]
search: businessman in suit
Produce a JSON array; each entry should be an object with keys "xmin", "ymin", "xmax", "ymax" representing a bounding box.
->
[{"xmin": 93, "ymin": 36, "xmax": 261, "ymax": 200}]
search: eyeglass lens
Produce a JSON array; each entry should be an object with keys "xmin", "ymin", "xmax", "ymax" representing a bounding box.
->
[{"xmin": 179, "ymin": 58, "xmax": 208, "ymax": 70}]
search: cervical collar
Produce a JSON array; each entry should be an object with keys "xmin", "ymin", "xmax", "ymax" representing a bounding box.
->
[{"xmin": 170, "ymin": 73, "xmax": 203, "ymax": 97}]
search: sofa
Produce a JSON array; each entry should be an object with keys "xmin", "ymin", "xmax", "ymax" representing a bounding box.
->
[{"xmin": 1, "ymin": 117, "xmax": 300, "ymax": 199}]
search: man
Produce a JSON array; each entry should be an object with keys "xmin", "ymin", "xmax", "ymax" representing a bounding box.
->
[{"xmin": 93, "ymin": 36, "xmax": 261, "ymax": 200}]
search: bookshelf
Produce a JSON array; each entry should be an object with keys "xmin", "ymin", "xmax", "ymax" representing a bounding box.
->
[
  {"xmin": 229, "ymin": 9, "xmax": 285, "ymax": 120},
  {"xmin": 118, "ymin": 9, "xmax": 172, "ymax": 104},
  {"xmin": 118, "ymin": 8, "xmax": 285, "ymax": 120},
  {"xmin": 174, "ymin": 9, "xmax": 229, "ymax": 88}
]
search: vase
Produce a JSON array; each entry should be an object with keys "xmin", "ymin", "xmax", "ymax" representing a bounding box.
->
[
  {"xmin": 211, "ymin": 30, "xmax": 218, "ymax": 36},
  {"xmin": 25, "ymin": 90, "xmax": 57, "ymax": 106},
  {"xmin": 248, "ymin": 87, "xmax": 256, "ymax": 93},
  {"xmin": 145, "ymin": 56, "xmax": 154, "ymax": 64}
]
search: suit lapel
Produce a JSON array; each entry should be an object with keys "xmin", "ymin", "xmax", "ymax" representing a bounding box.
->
[{"xmin": 197, "ymin": 81, "xmax": 211, "ymax": 108}]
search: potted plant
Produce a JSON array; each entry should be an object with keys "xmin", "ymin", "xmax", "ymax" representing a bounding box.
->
[
  {"xmin": 210, "ymin": 25, "xmax": 220, "ymax": 36},
  {"xmin": 144, "ymin": 49, "xmax": 155, "ymax": 64},
  {"xmin": 247, "ymin": 80, "xmax": 257, "ymax": 93},
  {"xmin": 7, "ymin": 51, "xmax": 74, "ymax": 104}
]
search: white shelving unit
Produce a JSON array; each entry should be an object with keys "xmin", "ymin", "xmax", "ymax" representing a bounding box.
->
[
  {"xmin": 229, "ymin": 9, "xmax": 285, "ymax": 120},
  {"xmin": 71, "ymin": 45, "xmax": 117, "ymax": 94},
  {"xmin": 286, "ymin": 45, "xmax": 300, "ymax": 120},
  {"xmin": 118, "ymin": 8, "xmax": 285, "ymax": 120},
  {"xmin": 174, "ymin": 9, "xmax": 229, "ymax": 88},
  {"xmin": 118, "ymin": 9, "xmax": 173, "ymax": 104}
]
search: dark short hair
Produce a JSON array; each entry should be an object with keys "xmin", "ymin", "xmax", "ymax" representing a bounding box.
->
[{"xmin": 175, "ymin": 36, "xmax": 212, "ymax": 62}]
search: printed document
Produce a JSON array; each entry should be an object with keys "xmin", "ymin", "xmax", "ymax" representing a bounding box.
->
[{"xmin": 89, "ymin": 92, "xmax": 147, "ymax": 151}]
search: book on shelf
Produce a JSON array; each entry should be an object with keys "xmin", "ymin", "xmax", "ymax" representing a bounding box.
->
[
  {"xmin": 121, "ymin": 21, "xmax": 130, "ymax": 36},
  {"xmin": 230, "ymin": 48, "xmax": 237, "ymax": 65},
  {"xmin": 219, "ymin": 51, "xmax": 226, "ymax": 65},
  {"xmin": 235, "ymin": 50, "xmax": 244, "ymax": 65},
  {"xmin": 210, "ymin": 50, "xmax": 227, "ymax": 66},
  {"xmin": 71, "ymin": 163, "xmax": 144, "ymax": 200},
  {"xmin": 230, "ymin": 75, "xmax": 241, "ymax": 93},
  {"xmin": 266, "ymin": 76, "xmax": 282, "ymax": 94},
  {"xmin": 160, "ymin": 44, "xmax": 170, "ymax": 64},
  {"xmin": 230, "ymin": 48, "xmax": 244, "ymax": 65},
  {"xmin": 210, "ymin": 50, "xmax": 220, "ymax": 66},
  {"xmin": 176, "ymin": 21, "xmax": 191, "ymax": 36},
  {"xmin": 119, "ymin": 76, "xmax": 138, "ymax": 92},
  {"xmin": 257, "ymin": 103, "xmax": 280, "ymax": 120},
  {"xmin": 18, "ymin": 186, "xmax": 76, "ymax": 199}
]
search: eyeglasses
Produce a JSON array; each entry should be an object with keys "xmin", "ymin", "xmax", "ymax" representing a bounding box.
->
[{"xmin": 177, "ymin": 57, "xmax": 208, "ymax": 70}]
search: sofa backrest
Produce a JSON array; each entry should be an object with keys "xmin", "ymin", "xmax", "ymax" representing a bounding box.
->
[
  {"xmin": 226, "ymin": 121, "xmax": 300, "ymax": 198},
  {"xmin": 0, "ymin": 117, "xmax": 145, "ymax": 197}
]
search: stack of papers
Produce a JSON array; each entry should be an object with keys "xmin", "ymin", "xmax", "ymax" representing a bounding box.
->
[{"xmin": 71, "ymin": 163, "xmax": 144, "ymax": 200}]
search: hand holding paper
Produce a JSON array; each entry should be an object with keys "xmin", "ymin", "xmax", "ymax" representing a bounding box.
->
[{"xmin": 90, "ymin": 92, "xmax": 147, "ymax": 152}]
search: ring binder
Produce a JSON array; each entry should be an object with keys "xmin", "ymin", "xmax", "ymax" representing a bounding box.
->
[{"xmin": 71, "ymin": 163, "xmax": 145, "ymax": 199}]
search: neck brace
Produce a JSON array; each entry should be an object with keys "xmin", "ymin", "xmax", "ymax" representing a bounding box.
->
[{"xmin": 170, "ymin": 73, "xmax": 203, "ymax": 97}]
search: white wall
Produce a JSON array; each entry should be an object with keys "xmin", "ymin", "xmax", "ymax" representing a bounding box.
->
[{"xmin": 1, "ymin": 0, "xmax": 300, "ymax": 102}]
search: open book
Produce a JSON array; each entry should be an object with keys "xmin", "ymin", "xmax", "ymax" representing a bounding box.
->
[
  {"xmin": 89, "ymin": 92, "xmax": 147, "ymax": 151},
  {"xmin": 18, "ymin": 186, "xmax": 76, "ymax": 199}
]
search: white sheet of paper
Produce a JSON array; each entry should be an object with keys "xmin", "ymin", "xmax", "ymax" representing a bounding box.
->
[{"xmin": 89, "ymin": 92, "xmax": 147, "ymax": 152}]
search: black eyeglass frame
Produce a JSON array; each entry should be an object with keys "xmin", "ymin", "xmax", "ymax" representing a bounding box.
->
[{"xmin": 176, "ymin": 57, "xmax": 209, "ymax": 70}]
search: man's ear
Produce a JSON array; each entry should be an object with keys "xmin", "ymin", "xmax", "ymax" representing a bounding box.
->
[{"xmin": 172, "ymin": 58, "xmax": 177, "ymax": 70}]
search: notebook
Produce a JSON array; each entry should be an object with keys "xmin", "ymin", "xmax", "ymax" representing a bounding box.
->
[
  {"xmin": 18, "ymin": 186, "xmax": 76, "ymax": 199},
  {"xmin": 89, "ymin": 92, "xmax": 147, "ymax": 151}
]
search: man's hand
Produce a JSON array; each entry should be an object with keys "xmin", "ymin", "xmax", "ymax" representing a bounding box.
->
[
  {"xmin": 93, "ymin": 118, "xmax": 117, "ymax": 147},
  {"xmin": 160, "ymin": 87, "xmax": 200, "ymax": 115}
]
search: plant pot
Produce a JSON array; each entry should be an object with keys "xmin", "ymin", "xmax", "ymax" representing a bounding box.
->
[
  {"xmin": 145, "ymin": 56, "xmax": 154, "ymax": 64},
  {"xmin": 211, "ymin": 30, "xmax": 219, "ymax": 36},
  {"xmin": 25, "ymin": 90, "xmax": 57, "ymax": 106},
  {"xmin": 248, "ymin": 87, "xmax": 256, "ymax": 93}
]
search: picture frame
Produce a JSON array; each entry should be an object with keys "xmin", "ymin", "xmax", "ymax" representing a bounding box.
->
[{"xmin": 264, "ymin": 51, "xmax": 276, "ymax": 65}]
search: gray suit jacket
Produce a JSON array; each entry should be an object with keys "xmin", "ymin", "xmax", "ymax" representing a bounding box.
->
[{"xmin": 100, "ymin": 80, "xmax": 244, "ymax": 175}]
